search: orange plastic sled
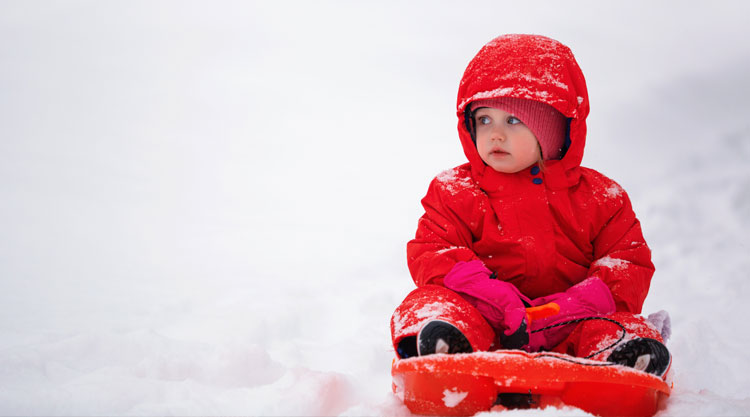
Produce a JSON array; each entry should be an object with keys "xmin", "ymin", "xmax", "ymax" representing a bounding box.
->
[{"xmin": 392, "ymin": 350, "xmax": 671, "ymax": 417}]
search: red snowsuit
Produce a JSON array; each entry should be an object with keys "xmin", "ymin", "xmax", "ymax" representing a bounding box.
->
[{"xmin": 392, "ymin": 34, "xmax": 662, "ymax": 360}]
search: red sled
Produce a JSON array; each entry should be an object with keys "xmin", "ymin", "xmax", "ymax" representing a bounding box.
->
[{"xmin": 392, "ymin": 350, "xmax": 672, "ymax": 417}]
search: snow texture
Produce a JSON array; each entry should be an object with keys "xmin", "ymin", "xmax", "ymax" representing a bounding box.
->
[
  {"xmin": 605, "ymin": 183, "xmax": 624, "ymax": 199},
  {"xmin": 592, "ymin": 255, "xmax": 630, "ymax": 270},
  {"xmin": 442, "ymin": 388, "xmax": 469, "ymax": 408},
  {"xmin": 2, "ymin": 1, "xmax": 750, "ymax": 416},
  {"xmin": 436, "ymin": 168, "xmax": 479, "ymax": 196},
  {"xmin": 415, "ymin": 302, "xmax": 448, "ymax": 319}
]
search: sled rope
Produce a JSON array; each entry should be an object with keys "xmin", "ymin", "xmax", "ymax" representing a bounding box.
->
[{"xmin": 530, "ymin": 316, "xmax": 627, "ymax": 366}]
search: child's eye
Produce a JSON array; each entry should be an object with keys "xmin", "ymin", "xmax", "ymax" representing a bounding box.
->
[
  {"xmin": 507, "ymin": 116, "xmax": 522, "ymax": 125},
  {"xmin": 477, "ymin": 116, "xmax": 491, "ymax": 125}
]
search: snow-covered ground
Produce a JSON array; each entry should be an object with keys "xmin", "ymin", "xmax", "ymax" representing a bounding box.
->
[{"xmin": 1, "ymin": 1, "xmax": 750, "ymax": 415}]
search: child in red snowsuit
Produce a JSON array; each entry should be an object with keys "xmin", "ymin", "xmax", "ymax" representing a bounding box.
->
[{"xmin": 391, "ymin": 34, "xmax": 671, "ymax": 378}]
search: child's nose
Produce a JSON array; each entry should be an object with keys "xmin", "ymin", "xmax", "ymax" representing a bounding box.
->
[{"xmin": 491, "ymin": 125, "xmax": 507, "ymax": 141}]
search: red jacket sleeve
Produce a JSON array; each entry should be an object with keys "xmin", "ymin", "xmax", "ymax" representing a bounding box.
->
[
  {"xmin": 586, "ymin": 183, "xmax": 654, "ymax": 314},
  {"xmin": 407, "ymin": 175, "xmax": 480, "ymax": 287}
]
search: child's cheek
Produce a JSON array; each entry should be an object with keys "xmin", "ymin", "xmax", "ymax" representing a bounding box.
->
[{"xmin": 477, "ymin": 140, "xmax": 494, "ymax": 166}]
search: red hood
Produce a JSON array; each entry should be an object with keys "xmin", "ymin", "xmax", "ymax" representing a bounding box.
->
[{"xmin": 456, "ymin": 34, "xmax": 590, "ymax": 190}]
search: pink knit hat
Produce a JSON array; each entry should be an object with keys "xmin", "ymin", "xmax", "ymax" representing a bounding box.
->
[{"xmin": 471, "ymin": 97, "xmax": 568, "ymax": 160}]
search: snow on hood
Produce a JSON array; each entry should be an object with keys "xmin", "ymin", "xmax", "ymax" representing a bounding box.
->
[{"xmin": 456, "ymin": 34, "xmax": 590, "ymax": 189}]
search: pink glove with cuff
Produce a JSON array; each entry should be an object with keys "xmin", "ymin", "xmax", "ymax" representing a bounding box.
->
[
  {"xmin": 443, "ymin": 260, "xmax": 531, "ymax": 348},
  {"xmin": 525, "ymin": 276, "xmax": 616, "ymax": 352},
  {"xmin": 443, "ymin": 261, "xmax": 616, "ymax": 353}
]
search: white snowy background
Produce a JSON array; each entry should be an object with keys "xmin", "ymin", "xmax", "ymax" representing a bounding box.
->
[{"xmin": 1, "ymin": 1, "xmax": 750, "ymax": 415}]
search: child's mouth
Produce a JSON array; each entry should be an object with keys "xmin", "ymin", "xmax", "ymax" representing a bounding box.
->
[{"xmin": 490, "ymin": 150, "xmax": 510, "ymax": 156}]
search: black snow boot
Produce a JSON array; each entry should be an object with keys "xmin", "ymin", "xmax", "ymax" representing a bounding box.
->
[
  {"xmin": 417, "ymin": 320, "xmax": 473, "ymax": 356},
  {"xmin": 606, "ymin": 337, "xmax": 671, "ymax": 377}
]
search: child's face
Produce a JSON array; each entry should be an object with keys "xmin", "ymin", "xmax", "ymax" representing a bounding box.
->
[{"xmin": 474, "ymin": 107, "xmax": 541, "ymax": 173}]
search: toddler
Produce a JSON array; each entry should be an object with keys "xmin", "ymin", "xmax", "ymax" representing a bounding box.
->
[{"xmin": 390, "ymin": 34, "xmax": 671, "ymax": 378}]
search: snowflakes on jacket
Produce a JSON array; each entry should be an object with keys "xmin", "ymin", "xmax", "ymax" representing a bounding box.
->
[{"xmin": 407, "ymin": 34, "xmax": 654, "ymax": 314}]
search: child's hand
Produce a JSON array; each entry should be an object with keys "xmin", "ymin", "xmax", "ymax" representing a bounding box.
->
[
  {"xmin": 443, "ymin": 260, "xmax": 531, "ymax": 349},
  {"xmin": 526, "ymin": 277, "xmax": 616, "ymax": 351}
]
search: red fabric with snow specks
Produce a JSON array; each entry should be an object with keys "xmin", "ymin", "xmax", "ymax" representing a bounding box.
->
[
  {"xmin": 552, "ymin": 312, "xmax": 664, "ymax": 361},
  {"xmin": 390, "ymin": 286, "xmax": 662, "ymax": 358},
  {"xmin": 407, "ymin": 34, "xmax": 654, "ymax": 313},
  {"xmin": 390, "ymin": 285, "xmax": 495, "ymax": 353}
]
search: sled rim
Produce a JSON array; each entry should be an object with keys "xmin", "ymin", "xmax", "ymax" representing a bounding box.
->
[
  {"xmin": 392, "ymin": 350, "xmax": 670, "ymax": 394},
  {"xmin": 392, "ymin": 350, "xmax": 671, "ymax": 417}
]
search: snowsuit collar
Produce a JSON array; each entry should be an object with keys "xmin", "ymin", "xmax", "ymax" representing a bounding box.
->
[{"xmin": 456, "ymin": 34, "xmax": 590, "ymax": 192}]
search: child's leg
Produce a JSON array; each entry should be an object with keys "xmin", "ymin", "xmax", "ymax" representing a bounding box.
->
[
  {"xmin": 551, "ymin": 312, "xmax": 671, "ymax": 377},
  {"xmin": 391, "ymin": 285, "xmax": 495, "ymax": 358},
  {"xmin": 551, "ymin": 312, "xmax": 664, "ymax": 360}
]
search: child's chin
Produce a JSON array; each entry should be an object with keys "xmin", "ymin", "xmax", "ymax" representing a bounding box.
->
[
  {"xmin": 489, "ymin": 164, "xmax": 517, "ymax": 174},
  {"xmin": 490, "ymin": 160, "xmax": 534, "ymax": 173}
]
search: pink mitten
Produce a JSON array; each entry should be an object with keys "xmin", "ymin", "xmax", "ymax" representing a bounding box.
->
[
  {"xmin": 443, "ymin": 260, "xmax": 531, "ymax": 348},
  {"xmin": 526, "ymin": 277, "xmax": 616, "ymax": 352}
]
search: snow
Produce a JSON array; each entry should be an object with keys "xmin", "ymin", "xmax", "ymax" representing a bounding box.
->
[
  {"xmin": 415, "ymin": 302, "xmax": 448, "ymax": 319},
  {"xmin": 442, "ymin": 388, "xmax": 469, "ymax": 408},
  {"xmin": 592, "ymin": 256, "xmax": 630, "ymax": 270},
  {"xmin": 2, "ymin": 1, "xmax": 750, "ymax": 416},
  {"xmin": 478, "ymin": 406, "xmax": 595, "ymax": 417},
  {"xmin": 436, "ymin": 167, "xmax": 478, "ymax": 196},
  {"xmin": 605, "ymin": 183, "xmax": 623, "ymax": 199},
  {"xmin": 436, "ymin": 246, "xmax": 461, "ymax": 254}
]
